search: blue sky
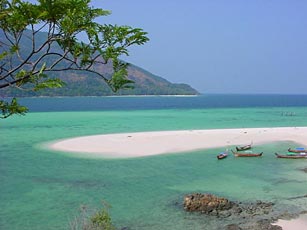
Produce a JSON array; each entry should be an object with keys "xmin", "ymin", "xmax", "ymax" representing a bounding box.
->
[
  {"xmin": 90, "ymin": 0, "xmax": 307, "ymax": 94},
  {"xmin": 25, "ymin": 0, "xmax": 307, "ymax": 94}
]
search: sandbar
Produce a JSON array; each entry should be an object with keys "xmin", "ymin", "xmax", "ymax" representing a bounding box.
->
[{"xmin": 48, "ymin": 127, "xmax": 307, "ymax": 158}]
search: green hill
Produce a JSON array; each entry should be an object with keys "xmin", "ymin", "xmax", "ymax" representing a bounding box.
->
[{"xmin": 1, "ymin": 30, "xmax": 199, "ymax": 97}]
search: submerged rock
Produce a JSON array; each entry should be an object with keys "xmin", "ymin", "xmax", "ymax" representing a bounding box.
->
[
  {"xmin": 225, "ymin": 224, "xmax": 242, "ymax": 230},
  {"xmin": 242, "ymin": 219, "xmax": 282, "ymax": 230}
]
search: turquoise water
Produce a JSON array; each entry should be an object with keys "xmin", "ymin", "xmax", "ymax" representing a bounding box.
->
[{"xmin": 1, "ymin": 98, "xmax": 307, "ymax": 229}]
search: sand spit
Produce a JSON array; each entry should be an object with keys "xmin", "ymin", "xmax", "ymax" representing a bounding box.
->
[{"xmin": 48, "ymin": 127, "xmax": 307, "ymax": 158}]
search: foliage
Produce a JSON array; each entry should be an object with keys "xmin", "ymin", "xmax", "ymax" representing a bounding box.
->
[
  {"xmin": 0, "ymin": 97, "xmax": 28, "ymax": 118},
  {"xmin": 0, "ymin": 0, "xmax": 149, "ymax": 118},
  {"xmin": 70, "ymin": 203, "xmax": 115, "ymax": 230},
  {"xmin": 90, "ymin": 208, "xmax": 115, "ymax": 230}
]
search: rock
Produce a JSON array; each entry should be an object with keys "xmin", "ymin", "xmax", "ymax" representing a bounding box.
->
[
  {"xmin": 242, "ymin": 219, "xmax": 282, "ymax": 230},
  {"xmin": 221, "ymin": 210, "xmax": 233, "ymax": 217},
  {"xmin": 288, "ymin": 194, "xmax": 307, "ymax": 200},
  {"xmin": 225, "ymin": 224, "xmax": 242, "ymax": 230},
  {"xmin": 233, "ymin": 206, "xmax": 243, "ymax": 214},
  {"xmin": 183, "ymin": 193, "xmax": 279, "ymax": 229},
  {"xmin": 183, "ymin": 193, "xmax": 274, "ymax": 219},
  {"xmin": 276, "ymin": 212, "xmax": 298, "ymax": 220},
  {"xmin": 182, "ymin": 193, "xmax": 288, "ymax": 230},
  {"xmin": 244, "ymin": 201, "xmax": 274, "ymax": 216},
  {"xmin": 183, "ymin": 193, "xmax": 234, "ymax": 214}
]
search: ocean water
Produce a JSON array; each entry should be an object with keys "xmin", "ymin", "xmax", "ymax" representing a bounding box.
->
[{"xmin": 1, "ymin": 95, "xmax": 307, "ymax": 230}]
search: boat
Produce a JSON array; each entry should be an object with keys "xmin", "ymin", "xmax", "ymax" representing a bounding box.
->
[
  {"xmin": 287, "ymin": 147, "xmax": 307, "ymax": 153},
  {"xmin": 231, "ymin": 150, "xmax": 263, "ymax": 157},
  {"xmin": 235, "ymin": 142, "xmax": 253, "ymax": 151},
  {"xmin": 275, "ymin": 153, "xmax": 307, "ymax": 159},
  {"xmin": 217, "ymin": 151, "xmax": 228, "ymax": 160}
]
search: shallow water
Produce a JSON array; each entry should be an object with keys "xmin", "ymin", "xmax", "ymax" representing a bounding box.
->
[{"xmin": 1, "ymin": 96, "xmax": 307, "ymax": 229}]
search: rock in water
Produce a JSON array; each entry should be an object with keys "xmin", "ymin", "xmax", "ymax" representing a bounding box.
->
[{"xmin": 183, "ymin": 193, "xmax": 234, "ymax": 213}]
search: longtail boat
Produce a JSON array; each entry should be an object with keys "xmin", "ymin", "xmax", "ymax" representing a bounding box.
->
[
  {"xmin": 235, "ymin": 142, "xmax": 253, "ymax": 151},
  {"xmin": 217, "ymin": 151, "xmax": 228, "ymax": 160},
  {"xmin": 275, "ymin": 153, "xmax": 307, "ymax": 159},
  {"xmin": 287, "ymin": 148, "xmax": 307, "ymax": 153},
  {"xmin": 231, "ymin": 150, "xmax": 263, "ymax": 157}
]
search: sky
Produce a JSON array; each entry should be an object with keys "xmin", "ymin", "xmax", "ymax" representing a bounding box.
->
[
  {"xmin": 25, "ymin": 0, "xmax": 307, "ymax": 94},
  {"xmin": 89, "ymin": 0, "xmax": 307, "ymax": 94}
]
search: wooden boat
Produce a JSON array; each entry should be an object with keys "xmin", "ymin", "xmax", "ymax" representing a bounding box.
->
[
  {"xmin": 287, "ymin": 148, "xmax": 307, "ymax": 153},
  {"xmin": 275, "ymin": 153, "xmax": 307, "ymax": 159},
  {"xmin": 235, "ymin": 142, "xmax": 252, "ymax": 151},
  {"xmin": 231, "ymin": 150, "xmax": 263, "ymax": 157},
  {"xmin": 217, "ymin": 151, "xmax": 228, "ymax": 160}
]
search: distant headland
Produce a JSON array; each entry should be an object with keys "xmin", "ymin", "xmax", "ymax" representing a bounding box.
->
[{"xmin": 2, "ymin": 63, "xmax": 199, "ymax": 97}]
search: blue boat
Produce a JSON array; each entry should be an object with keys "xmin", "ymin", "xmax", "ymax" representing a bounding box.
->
[
  {"xmin": 217, "ymin": 151, "xmax": 228, "ymax": 160},
  {"xmin": 288, "ymin": 147, "xmax": 307, "ymax": 153}
]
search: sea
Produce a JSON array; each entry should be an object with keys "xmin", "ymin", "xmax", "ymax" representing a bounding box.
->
[{"xmin": 1, "ymin": 94, "xmax": 307, "ymax": 230}]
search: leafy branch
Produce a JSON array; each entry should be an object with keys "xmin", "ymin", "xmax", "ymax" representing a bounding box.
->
[{"xmin": 0, "ymin": 0, "xmax": 149, "ymax": 118}]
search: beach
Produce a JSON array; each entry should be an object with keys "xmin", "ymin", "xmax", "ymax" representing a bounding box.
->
[
  {"xmin": 273, "ymin": 214, "xmax": 307, "ymax": 230},
  {"xmin": 49, "ymin": 126, "xmax": 307, "ymax": 158}
]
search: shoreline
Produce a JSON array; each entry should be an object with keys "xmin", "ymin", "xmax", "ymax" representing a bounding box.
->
[
  {"xmin": 48, "ymin": 126, "xmax": 307, "ymax": 158},
  {"xmin": 273, "ymin": 214, "xmax": 307, "ymax": 230},
  {"xmin": 14, "ymin": 94, "xmax": 200, "ymax": 99}
]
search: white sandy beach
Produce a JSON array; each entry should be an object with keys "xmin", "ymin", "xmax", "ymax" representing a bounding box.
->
[{"xmin": 49, "ymin": 126, "xmax": 307, "ymax": 158}]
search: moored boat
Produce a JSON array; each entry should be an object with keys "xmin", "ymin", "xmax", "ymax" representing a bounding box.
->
[
  {"xmin": 287, "ymin": 147, "xmax": 307, "ymax": 153},
  {"xmin": 217, "ymin": 151, "xmax": 228, "ymax": 160},
  {"xmin": 231, "ymin": 150, "xmax": 263, "ymax": 157},
  {"xmin": 275, "ymin": 153, "xmax": 307, "ymax": 159},
  {"xmin": 235, "ymin": 142, "xmax": 253, "ymax": 151}
]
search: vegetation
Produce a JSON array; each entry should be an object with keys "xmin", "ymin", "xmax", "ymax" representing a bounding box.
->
[
  {"xmin": 0, "ymin": 0, "xmax": 149, "ymax": 118},
  {"xmin": 70, "ymin": 204, "xmax": 115, "ymax": 230}
]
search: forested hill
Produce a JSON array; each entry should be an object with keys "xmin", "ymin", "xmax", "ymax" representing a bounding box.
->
[
  {"xmin": 1, "ymin": 30, "xmax": 199, "ymax": 97},
  {"xmin": 3, "ymin": 64, "xmax": 199, "ymax": 97}
]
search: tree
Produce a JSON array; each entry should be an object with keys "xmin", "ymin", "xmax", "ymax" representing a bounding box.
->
[{"xmin": 0, "ymin": 0, "xmax": 149, "ymax": 118}]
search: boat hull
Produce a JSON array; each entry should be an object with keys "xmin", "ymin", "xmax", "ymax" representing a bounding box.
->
[
  {"xmin": 235, "ymin": 146, "xmax": 252, "ymax": 151},
  {"xmin": 288, "ymin": 148, "xmax": 307, "ymax": 153},
  {"xmin": 275, "ymin": 153, "xmax": 307, "ymax": 159},
  {"xmin": 235, "ymin": 142, "xmax": 253, "ymax": 151},
  {"xmin": 232, "ymin": 150, "xmax": 263, "ymax": 157},
  {"xmin": 217, "ymin": 152, "xmax": 228, "ymax": 160}
]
